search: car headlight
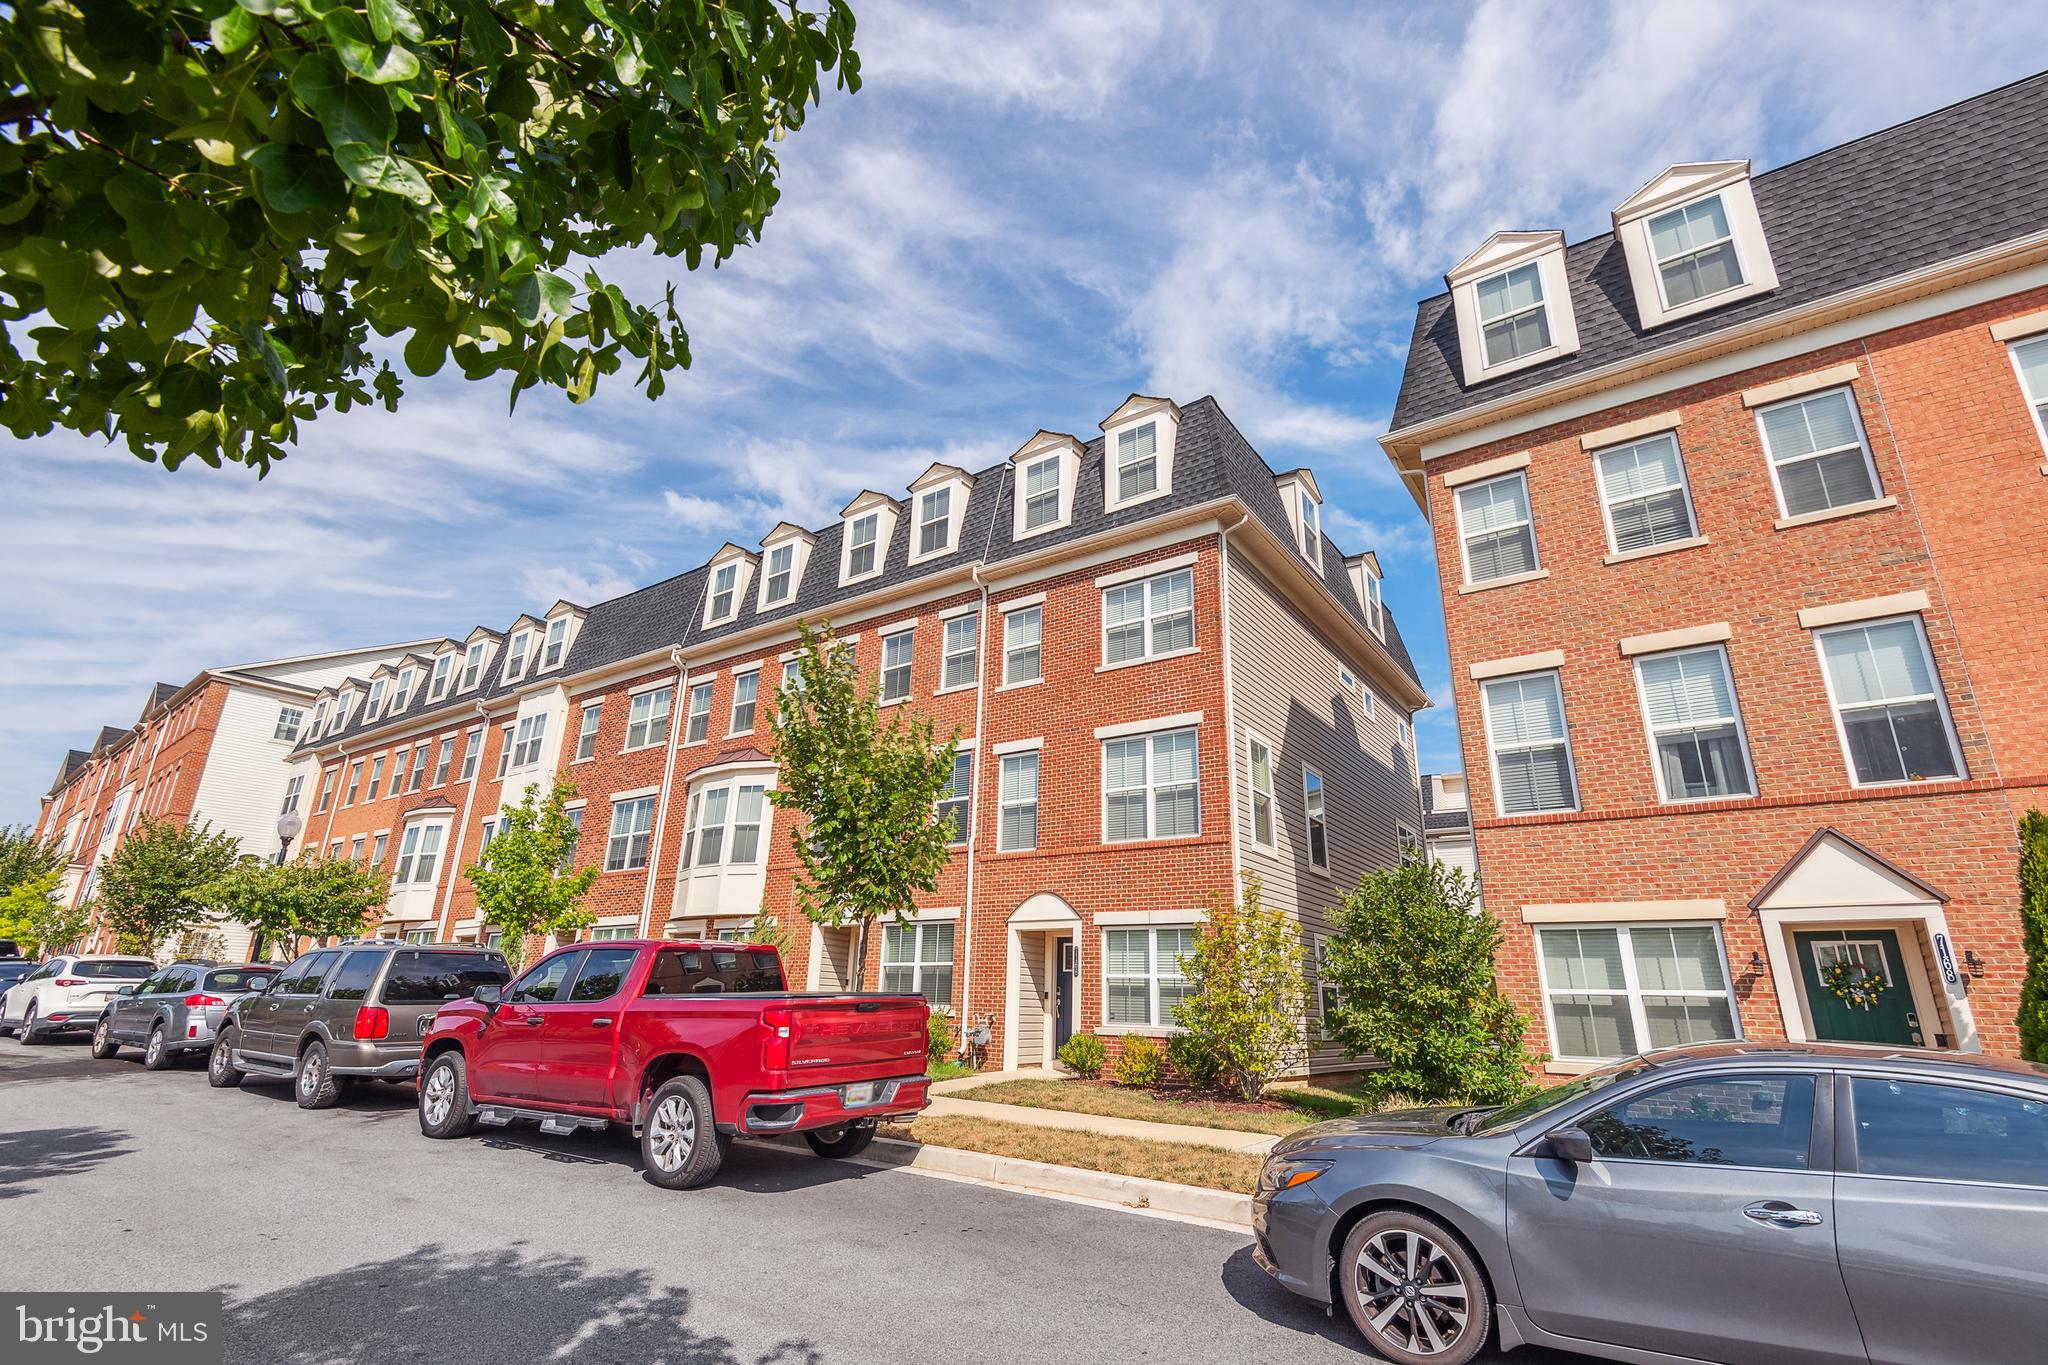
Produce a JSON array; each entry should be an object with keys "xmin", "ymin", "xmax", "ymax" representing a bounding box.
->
[{"xmin": 1257, "ymin": 1158, "xmax": 1332, "ymax": 1194}]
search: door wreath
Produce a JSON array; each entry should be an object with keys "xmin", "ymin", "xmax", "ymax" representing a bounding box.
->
[{"xmin": 1820, "ymin": 957, "xmax": 1888, "ymax": 1011}]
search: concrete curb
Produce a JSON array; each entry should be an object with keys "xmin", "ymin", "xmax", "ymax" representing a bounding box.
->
[{"xmin": 856, "ymin": 1134, "xmax": 1253, "ymax": 1229}]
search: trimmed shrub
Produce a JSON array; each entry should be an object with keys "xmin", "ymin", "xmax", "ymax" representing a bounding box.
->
[
  {"xmin": 926, "ymin": 1010, "xmax": 956, "ymax": 1066},
  {"xmin": 1113, "ymin": 1033, "xmax": 1163, "ymax": 1087},
  {"xmin": 1056, "ymin": 1032, "xmax": 1106, "ymax": 1079},
  {"xmin": 1165, "ymin": 1030, "xmax": 1223, "ymax": 1091},
  {"xmin": 2020, "ymin": 810, "xmax": 2048, "ymax": 1064}
]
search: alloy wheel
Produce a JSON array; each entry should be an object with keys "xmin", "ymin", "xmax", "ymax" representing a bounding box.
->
[
  {"xmin": 146, "ymin": 1031, "xmax": 162, "ymax": 1066},
  {"xmin": 210, "ymin": 1044, "xmax": 228, "ymax": 1080},
  {"xmin": 422, "ymin": 1064, "xmax": 456, "ymax": 1127},
  {"xmin": 1354, "ymin": 1227, "xmax": 1471, "ymax": 1358},
  {"xmin": 299, "ymin": 1056, "xmax": 320, "ymax": 1098},
  {"xmin": 647, "ymin": 1094, "xmax": 697, "ymax": 1173}
]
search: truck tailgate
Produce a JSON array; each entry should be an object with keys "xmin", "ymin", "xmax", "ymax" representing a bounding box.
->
[{"xmin": 786, "ymin": 996, "xmax": 929, "ymax": 1079}]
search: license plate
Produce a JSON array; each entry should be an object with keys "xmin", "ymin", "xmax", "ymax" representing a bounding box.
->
[{"xmin": 843, "ymin": 1082, "xmax": 876, "ymax": 1106}]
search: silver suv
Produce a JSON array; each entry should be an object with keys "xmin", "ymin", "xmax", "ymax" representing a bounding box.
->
[
  {"xmin": 91, "ymin": 962, "xmax": 281, "ymax": 1070},
  {"xmin": 209, "ymin": 942, "xmax": 509, "ymax": 1108}
]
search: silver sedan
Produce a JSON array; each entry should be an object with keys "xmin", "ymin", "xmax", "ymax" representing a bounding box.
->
[{"xmin": 1252, "ymin": 1041, "xmax": 2048, "ymax": 1365}]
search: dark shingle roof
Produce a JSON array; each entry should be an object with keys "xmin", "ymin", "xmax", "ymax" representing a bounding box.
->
[
  {"xmin": 145, "ymin": 682, "xmax": 179, "ymax": 715},
  {"xmin": 302, "ymin": 396, "xmax": 1424, "ymax": 753},
  {"xmin": 49, "ymin": 749, "xmax": 92, "ymax": 797},
  {"xmin": 1418, "ymin": 774, "xmax": 1472, "ymax": 833},
  {"xmin": 94, "ymin": 725, "xmax": 128, "ymax": 750},
  {"xmin": 1390, "ymin": 71, "xmax": 2048, "ymax": 432}
]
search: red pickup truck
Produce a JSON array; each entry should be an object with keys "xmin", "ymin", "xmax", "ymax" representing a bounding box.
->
[{"xmin": 414, "ymin": 939, "xmax": 932, "ymax": 1189}]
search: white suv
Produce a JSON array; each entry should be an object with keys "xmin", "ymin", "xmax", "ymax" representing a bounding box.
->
[{"xmin": 1, "ymin": 956, "xmax": 156, "ymax": 1044}]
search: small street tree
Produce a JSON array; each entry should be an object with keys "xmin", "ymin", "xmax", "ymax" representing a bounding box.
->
[
  {"xmin": 1172, "ymin": 876, "xmax": 1311, "ymax": 1100},
  {"xmin": 0, "ymin": 823, "xmax": 65, "ymax": 898},
  {"xmin": 1323, "ymin": 854, "xmax": 1543, "ymax": 1106},
  {"xmin": 769, "ymin": 621, "xmax": 961, "ymax": 989},
  {"xmin": 2019, "ymin": 809, "xmax": 2048, "ymax": 1064},
  {"xmin": 197, "ymin": 854, "xmax": 389, "ymax": 961},
  {"xmin": 466, "ymin": 780, "xmax": 597, "ymax": 970},
  {"xmin": 735, "ymin": 906, "xmax": 789, "ymax": 952},
  {"xmin": 0, "ymin": 869, "xmax": 70, "ymax": 954},
  {"xmin": 91, "ymin": 816, "xmax": 243, "ymax": 957}
]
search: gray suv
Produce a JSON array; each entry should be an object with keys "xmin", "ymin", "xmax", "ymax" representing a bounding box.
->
[
  {"xmin": 91, "ymin": 961, "xmax": 281, "ymax": 1069},
  {"xmin": 209, "ymin": 942, "xmax": 509, "ymax": 1109}
]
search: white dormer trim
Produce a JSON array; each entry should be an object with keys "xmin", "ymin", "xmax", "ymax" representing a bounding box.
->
[
  {"xmin": 501, "ymin": 619, "xmax": 540, "ymax": 684},
  {"xmin": 1101, "ymin": 395, "xmax": 1179, "ymax": 513},
  {"xmin": 703, "ymin": 544, "xmax": 757, "ymax": 628},
  {"xmin": 1446, "ymin": 230, "xmax": 1578, "ymax": 386},
  {"xmin": 458, "ymin": 633, "xmax": 496, "ymax": 693},
  {"xmin": 1276, "ymin": 470, "xmax": 1324, "ymax": 570},
  {"xmin": 427, "ymin": 646, "xmax": 457, "ymax": 701},
  {"xmin": 539, "ymin": 602, "xmax": 585, "ymax": 672},
  {"xmin": 907, "ymin": 463, "xmax": 975, "ymax": 566},
  {"xmin": 1344, "ymin": 552, "xmax": 1386, "ymax": 639},
  {"xmin": 1010, "ymin": 431, "xmax": 1084, "ymax": 541},
  {"xmin": 757, "ymin": 522, "xmax": 816, "ymax": 612},
  {"xmin": 333, "ymin": 687, "xmax": 357, "ymax": 733},
  {"xmin": 364, "ymin": 668, "xmax": 393, "ymax": 719},
  {"xmin": 1613, "ymin": 161, "xmax": 1777, "ymax": 331},
  {"xmin": 838, "ymin": 491, "xmax": 898, "ymax": 586},
  {"xmin": 392, "ymin": 664, "xmax": 418, "ymax": 713}
]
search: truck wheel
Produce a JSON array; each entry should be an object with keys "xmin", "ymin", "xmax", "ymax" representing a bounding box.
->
[
  {"xmin": 805, "ymin": 1121, "xmax": 878, "ymax": 1160},
  {"xmin": 90, "ymin": 1017, "xmax": 120, "ymax": 1060},
  {"xmin": 142, "ymin": 1024, "xmax": 175, "ymax": 1071},
  {"xmin": 418, "ymin": 1053, "xmax": 475, "ymax": 1139},
  {"xmin": 296, "ymin": 1040, "xmax": 341, "ymax": 1110},
  {"xmin": 640, "ymin": 1076, "xmax": 722, "ymax": 1190},
  {"xmin": 208, "ymin": 1027, "xmax": 245, "ymax": 1087}
]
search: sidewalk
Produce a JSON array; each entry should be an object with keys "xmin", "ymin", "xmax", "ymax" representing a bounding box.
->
[{"xmin": 922, "ymin": 1069, "xmax": 1281, "ymax": 1156}]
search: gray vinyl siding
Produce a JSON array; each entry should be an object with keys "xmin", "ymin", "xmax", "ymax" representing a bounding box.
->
[
  {"xmin": 1428, "ymin": 832, "xmax": 1482, "ymax": 904},
  {"xmin": 1014, "ymin": 937, "xmax": 1048, "ymax": 1067},
  {"xmin": 1226, "ymin": 553, "xmax": 1423, "ymax": 1073},
  {"xmin": 813, "ymin": 927, "xmax": 854, "ymax": 992}
]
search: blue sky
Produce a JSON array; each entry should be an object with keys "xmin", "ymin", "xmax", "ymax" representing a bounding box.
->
[{"xmin": 6, "ymin": 0, "xmax": 2046, "ymax": 823}]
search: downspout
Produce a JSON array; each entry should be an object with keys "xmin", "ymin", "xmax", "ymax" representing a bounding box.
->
[
  {"xmin": 435, "ymin": 702, "xmax": 492, "ymax": 935},
  {"xmin": 639, "ymin": 645, "xmax": 691, "ymax": 937},
  {"xmin": 1217, "ymin": 510, "xmax": 1250, "ymax": 895},
  {"xmin": 956, "ymin": 470, "xmax": 1007, "ymax": 1056}
]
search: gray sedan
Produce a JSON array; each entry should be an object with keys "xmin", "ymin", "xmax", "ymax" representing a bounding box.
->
[{"xmin": 1253, "ymin": 1041, "xmax": 2048, "ymax": 1365}]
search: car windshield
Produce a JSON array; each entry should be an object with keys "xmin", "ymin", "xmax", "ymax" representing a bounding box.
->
[
  {"xmin": 1470, "ymin": 1057, "xmax": 1656, "ymax": 1135},
  {"xmin": 72, "ymin": 960, "xmax": 154, "ymax": 979}
]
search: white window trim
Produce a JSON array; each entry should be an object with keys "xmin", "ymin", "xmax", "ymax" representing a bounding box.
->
[
  {"xmin": 1630, "ymin": 644, "xmax": 1757, "ymax": 805},
  {"xmin": 1645, "ymin": 192, "xmax": 1747, "ymax": 314},
  {"xmin": 1001, "ymin": 603, "xmax": 1044, "ymax": 689},
  {"xmin": 1102, "ymin": 409, "xmax": 1178, "ymax": 513},
  {"xmin": 703, "ymin": 556, "xmax": 753, "ymax": 628},
  {"xmin": 878, "ymin": 627, "xmax": 916, "ymax": 706},
  {"xmin": 2005, "ymin": 334, "xmax": 2048, "ymax": 462},
  {"xmin": 1099, "ymin": 923, "xmax": 1196, "ymax": 1033},
  {"xmin": 1533, "ymin": 920, "xmax": 1742, "ymax": 1064},
  {"xmin": 1591, "ymin": 430, "xmax": 1700, "ymax": 558},
  {"xmin": 428, "ymin": 654, "xmax": 453, "ymax": 701},
  {"xmin": 679, "ymin": 775, "xmax": 771, "ymax": 870},
  {"xmin": 459, "ymin": 641, "xmax": 490, "ymax": 693},
  {"xmin": 1014, "ymin": 451, "xmax": 1071, "ymax": 539},
  {"xmin": 1753, "ymin": 386, "xmax": 1885, "ymax": 523},
  {"xmin": 728, "ymin": 669, "xmax": 760, "ymax": 736},
  {"xmin": 1302, "ymin": 763, "xmax": 1329, "ymax": 873},
  {"xmin": 907, "ymin": 481, "xmax": 965, "ymax": 565},
  {"xmin": 392, "ymin": 669, "xmax": 415, "ymax": 712},
  {"xmin": 937, "ymin": 613, "xmax": 980, "ymax": 695},
  {"xmin": 502, "ymin": 631, "xmax": 532, "ymax": 683},
  {"xmin": 1099, "ymin": 565, "xmax": 1196, "ymax": 671},
  {"xmin": 510, "ymin": 712, "xmax": 549, "ymax": 769},
  {"xmin": 1363, "ymin": 570, "xmax": 1385, "ymax": 639},
  {"xmin": 1446, "ymin": 231, "xmax": 1579, "ymax": 385},
  {"xmin": 682, "ymin": 680, "xmax": 715, "ymax": 746},
  {"xmin": 880, "ymin": 918, "xmax": 957, "ymax": 1004},
  {"xmin": 838, "ymin": 503, "xmax": 896, "ymax": 585},
  {"xmin": 623, "ymin": 684, "xmax": 674, "ymax": 753},
  {"xmin": 1809, "ymin": 614, "xmax": 1967, "ymax": 791},
  {"xmin": 540, "ymin": 615, "xmax": 573, "ymax": 671},
  {"xmin": 573, "ymin": 702, "xmax": 603, "ymax": 763},
  {"xmin": 1479, "ymin": 670, "xmax": 1581, "ymax": 818},
  {"xmin": 1613, "ymin": 166, "xmax": 1778, "ymax": 332},
  {"xmin": 1454, "ymin": 469, "xmax": 1540, "ymax": 588},
  {"xmin": 996, "ymin": 750, "xmax": 1039, "ymax": 852},
  {"xmin": 1244, "ymin": 730, "xmax": 1277, "ymax": 854},
  {"xmin": 1100, "ymin": 726, "xmax": 1201, "ymax": 845},
  {"xmin": 757, "ymin": 536, "xmax": 810, "ymax": 611},
  {"xmin": 603, "ymin": 794, "xmax": 658, "ymax": 873}
]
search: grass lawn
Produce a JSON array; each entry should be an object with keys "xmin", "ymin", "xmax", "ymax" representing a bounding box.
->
[
  {"xmin": 904, "ymin": 1114, "xmax": 1262, "ymax": 1193},
  {"xmin": 953, "ymin": 1076, "xmax": 1379, "ymax": 1136},
  {"xmin": 926, "ymin": 1058, "xmax": 980, "ymax": 1083}
]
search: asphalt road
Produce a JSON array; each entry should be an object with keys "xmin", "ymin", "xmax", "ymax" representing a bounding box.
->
[{"xmin": 0, "ymin": 1039, "xmax": 1579, "ymax": 1365}]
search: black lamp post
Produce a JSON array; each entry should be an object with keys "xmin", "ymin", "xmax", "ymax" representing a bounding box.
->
[{"xmin": 254, "ymin": 812, "xmax": 306, "ymax": 962}]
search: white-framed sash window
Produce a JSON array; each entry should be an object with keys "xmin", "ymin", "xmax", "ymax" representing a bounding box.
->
[{"xmin": 1538, "ymin": 923, "xmax": 1738, "ymax": 1061}]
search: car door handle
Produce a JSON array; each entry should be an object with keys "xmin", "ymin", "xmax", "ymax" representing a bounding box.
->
[
  {"xmin": 591, "ymin": 1017, "xmax": 612, "ymax": 1027},
  {"xmin": 1743, "ymin": 1202, "xmax": 1824, "ymax": 1228},
  {"xmin": 515, "ymin": 1016, "xmax": 544, "ymax": 1026}
]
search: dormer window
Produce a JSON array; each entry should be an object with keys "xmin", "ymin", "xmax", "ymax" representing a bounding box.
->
[
  {"xmin": 838, "ymin": 493, "xmax": 898, "ymax": 585},
  {"xmin": 392, "ymin": 668, "xmax": 415, "ymax": 712},
  {"xmin": 1100, "ymin": 396, "xmax": 1180, "ymax": 513},
  {"xmin": 542, "ymin": 617, "xmax": 568, "ymax": 669},
  {"xmin": 1446, "ymin": 231, "xmax": 1576, "ymax": 385},
  {"xmin": 1648, "ymin": 194, "xmax": 1740, "ymax": 308},
  {"xmin": 1476, "ymin": 263, "xmax": 1550, "ymax": 366},
  {"xmin": 703, "ymin": 547, "xmax": 754, "ymax": 627},
  {"xmin": 907, "ymin": 464, "xmax": 972, "ymax": 566},
  {"xmin": 460, "ymin": 641, "xmax": 487, "ymax": 691},
  {"xmin": 504, "ymin": 631, "xmax": 531, "ymax": 680},
  {"xmin": 310, "ymin": 699, "xmax": 330, "ymax": 735},
  {"xmin": 1010, "ymin": 431, "xmax": 1082, "ymax": 539},
  {"xmin": 756, "ymin": 523, "xmax": 815, "ymax": 610},
  {"xmin": 334, "ymin": 690, "xmax": 356, "ymax": 731},
  {"xmin": 916, "ymin": 488, "xmax": 950, "ymax": 555},
  {"xmin": 764, "ymin": 543, "xmax": 795, "ymax": 603},
  {"xmin": 1613, "ymin": 161, "xmax": 1777, "ymax": 330},
  {"xmin": 366, "ymin": 678, "xmax": 387, "ymax": 715},
  {"xmin": 848, "ymin": 514, "xmax": 880, "ymax": 575},
  {"xmin": 1364, "ymin": 568, "xmax": 1384, "ymax": 637},
  {"xmin": 1277, "ymin": 469, "xmax": 1323, "ymax": 570},
  {"xmin": 428, "ymin": 654, "xmax": 452, "ymax": 701}
]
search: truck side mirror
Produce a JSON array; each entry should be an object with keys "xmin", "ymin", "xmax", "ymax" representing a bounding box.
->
[
  {"xmin": 473, "ymin": 985, "xmax": 503, "ymax": 1008},
  {"xmin": 1546, "ymin": 1127, "xmax": 1595, "ymax": 1164}
]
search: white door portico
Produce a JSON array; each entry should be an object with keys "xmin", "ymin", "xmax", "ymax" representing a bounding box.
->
[{"xmin": 1005, "ymin": 893, "xmax": 1081, "ymax": 1072}]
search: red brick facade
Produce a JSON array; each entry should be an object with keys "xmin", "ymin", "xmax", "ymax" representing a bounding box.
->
[{"xmin": 1423, "ymin": 285, "xmax": 2048, "ymax": 1065}]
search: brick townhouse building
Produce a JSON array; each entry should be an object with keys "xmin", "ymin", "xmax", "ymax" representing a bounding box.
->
[
  {"xmin": 32, "ymin": 643, "xmax": 427, "ymax": 958},
  {"xmin": 1379, "ymin": 73, "xmax": 2048, "ymax": 1072},
  {"xmin": 281, "ymin": 395, "xmax": 1429, "ymax": 1073}
]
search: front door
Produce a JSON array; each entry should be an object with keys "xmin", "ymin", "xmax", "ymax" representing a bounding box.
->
[
  {"xmin": 1053, "ymin": 939, "xmax": 1076, "ymax": 1050},
  {"xmin": 1795, "ymin": 929, "xmax": 1921, "ymax": 1046},
  {"xmin": 1506, "ymin": 1070, "xmax": 1864, "ymax": 1365}
]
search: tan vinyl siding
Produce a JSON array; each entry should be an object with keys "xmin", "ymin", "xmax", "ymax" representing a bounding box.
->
[
  {"xmin": 1226, "ymin": 554, "xmax": 1422, "ymax": 1073},
  {"xmin": 1014, "ymin": 933, "xmax": 1049, "ymax": 1067},
  {"xmin": 813, "ymin": 926, "xmax": 854, "ymax": 992}
]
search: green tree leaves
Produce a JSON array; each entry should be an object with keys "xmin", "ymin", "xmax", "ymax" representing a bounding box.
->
[
  {"xmin": 465, "ymin": 779, "xmax": 598, "ymax": 970},
  {"xmin": 89, "ymin": 815, "xmax": 245, "ymax": 956},
  {"xmin": 0, "ymin": 0, "xmax": 862, "ymax": 472},
  {"xmin": 195, "ymin": 852, "xmax": 388, "ymax": 960}
]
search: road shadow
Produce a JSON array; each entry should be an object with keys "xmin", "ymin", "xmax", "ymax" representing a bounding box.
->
[
  {"xmin": 459, "ymin": 1124, "xmax": 885, "ymax": 1195},
  {"xmin": 0, "ymin": 1125, "xmax": 133, "ymax": 1200},
  {"xmin": 217, "ymin": 1242, "xmax": 825, "ymax": 1365}
]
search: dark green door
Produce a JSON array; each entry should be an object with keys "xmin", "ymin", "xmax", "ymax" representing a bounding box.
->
[{"xmin": 1793, "ymin": 929, "xmax": 1921, "ymax": 1046}]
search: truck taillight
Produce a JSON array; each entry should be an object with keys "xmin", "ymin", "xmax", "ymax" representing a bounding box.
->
[
  {"xmin": 353, "ymin": 1006, "xmax": 390, "ymax": 1040},
  {"xmin": 761, "ymin": 1006, "xmax": 793, "ymax": 1072},
  {"xmin": 182, "ymin": 994, "xmax": 225, "ymax": 1008}
]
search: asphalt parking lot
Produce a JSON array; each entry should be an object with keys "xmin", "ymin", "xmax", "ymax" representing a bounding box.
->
[{"xmin": 0, "ymin": 1039, "xmax": 1577, "ymax": 1365}]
